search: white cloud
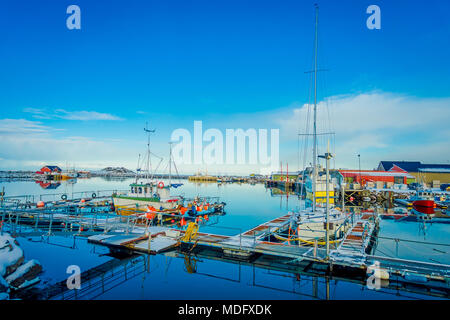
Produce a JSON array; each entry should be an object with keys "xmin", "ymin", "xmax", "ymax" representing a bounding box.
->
[
  {"xmin": 5, "ymin": 92, "xmax": 450, "ymax": 172},
  {"xmin": 0, "ymin": 118, "xmax": 133, "ymax": 170},
  {"xmin": 273, "ymin": 92, "xmax": 450, "ymax": 169},
  {"xmin": 23, "ymin": 108, "xmax": 123, "ymax": 121},
  {"xmin": 0, "ymin": 119, "xmax": 52, "ymax": 134},
  {"xmin": 54, "ymin": 109, "xmax": 123, "ymax": 121}
]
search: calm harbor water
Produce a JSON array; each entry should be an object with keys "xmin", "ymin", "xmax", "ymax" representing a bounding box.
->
[{"xmin": 1, "ymin": 177, "xmax": 449, "ymax": 300}]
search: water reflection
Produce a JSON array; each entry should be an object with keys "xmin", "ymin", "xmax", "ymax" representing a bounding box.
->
[
  {"xmin": 35, "ymin": 180, "xmax": 61, "ymax": 190},
  {"xmin": 2, "ymin": 178, "xmax": 449, "ymax": 299}
]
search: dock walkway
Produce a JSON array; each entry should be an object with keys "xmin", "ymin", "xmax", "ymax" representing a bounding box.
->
[{"xmin": 87, "ymin": 226, "xmax": 178, "ymax": 254}]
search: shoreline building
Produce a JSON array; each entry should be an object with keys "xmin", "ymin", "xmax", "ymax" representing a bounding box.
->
[
  {"xmin": 339, "ymin": 169, "xmax": 415, "ymax": 188},
  {"xmin": 377, "ymin": 161, "xmax": 450, "ymax": 185},
  {"xmin": 35, "ymin": 165, "xmax": 62, "ymax": 180},
  {"xmin": 270, "ymin": 171, "xmax": 300, "ymax": 182}
]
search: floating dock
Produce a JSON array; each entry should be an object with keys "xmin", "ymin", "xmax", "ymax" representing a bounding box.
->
[
  {"xmin": 87, "ymin": 226, "xmax": 178, "ymax": 254},
  {"xmin": 1, "ymin": 189, "xmax": 449, "ymax": 298}
]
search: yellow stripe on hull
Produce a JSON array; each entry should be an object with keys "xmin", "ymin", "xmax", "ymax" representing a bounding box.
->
[{"xmin": 306, "ymin": 191, "xmax": 335, "ymax": 204}]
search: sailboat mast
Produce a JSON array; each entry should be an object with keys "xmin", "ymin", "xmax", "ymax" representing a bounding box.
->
[
  {"xmin": 135, "ymin": 153, "xmax": 141, "ymax": 183},
  {"xmin": 312, "ymin": 4, "xmax": 319, "ymax": 212},
  {"xmin": 144, "ymin": 122, "xmax": 155, "ymax": 182},
  {"xmin": 146, "ymin": 123, "xmax": 150, "ymax": 181},
  {"xmin": 169, "ymin": 142, "xmax": 172, "ymax": 187}
]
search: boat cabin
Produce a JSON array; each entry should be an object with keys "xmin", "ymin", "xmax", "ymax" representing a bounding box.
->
[
  {"xmin": 129, "ymin": 182, "xmax": 171, "ymax": 200},
  {"xmin": 129, "ymin": 183, "xmax": 157, "ymax": 198}
]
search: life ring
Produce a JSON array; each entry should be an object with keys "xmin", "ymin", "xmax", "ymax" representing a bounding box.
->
[
  {"xmin": 92, "ymin": 192, "xmax": 97, "ymax": 198},
  {"xmin": 61, "ymin": 194, "xmax": 67, "ymax": 200},
  {"xmin": 157, "ymin": 181, "xmax": 164, "ymax": 189}
]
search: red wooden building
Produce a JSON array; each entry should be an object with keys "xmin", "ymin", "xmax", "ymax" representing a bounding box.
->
[
  {"xmin": 338, "ymin": 169, "xmax": 414, "ymax": 186},
  {"xmin": 36, "ymin": 165, "xmax": 62, "ymax": 175}
]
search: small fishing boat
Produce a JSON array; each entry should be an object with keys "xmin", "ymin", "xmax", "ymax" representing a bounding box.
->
[
  {"xmin": 113, "ymin": 182, "xmax": 182, "ymax": 210},
  {"xmin": 113, "ymin": 125, "xmax": 183, "ymax": 210},
  {"xmin": 411, "ymin": 199, "xmax": 435, "ymax": 216},
  {"xmin": 406, "ymin": 189, "xmax": 436, "ymax": 216}
]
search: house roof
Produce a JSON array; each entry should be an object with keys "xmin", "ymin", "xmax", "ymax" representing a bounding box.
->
[
  {"xmin": 379, "ymin": 161, "xmax": 421, "ymax": 172},
  {"xmin": 340, "ymin": 170, "xmax": 414, "ymax": 178},
  {"xmin": 379, "ymin": 161, "xmax": 450, "ymax": 173},
  {"xmin": 42, "ymin": 165, "xmax": 62, "ymax": 171}
]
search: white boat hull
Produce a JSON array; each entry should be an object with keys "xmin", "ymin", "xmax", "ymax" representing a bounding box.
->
[{"xmin": 112, "ymin": 195, "xmax": 179, "ymax": 210}]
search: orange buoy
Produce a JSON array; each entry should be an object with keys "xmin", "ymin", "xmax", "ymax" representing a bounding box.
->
[
  {"xmin": 36, "ymin": 201, "xmax": 45, "ymax": 208},
  {"xmin": 81, "ymin": 199, "xmax": 86, "ymax": 203},
  {"xmin": 204, "ymin": 215, "xmax": 209, "ymax": 221},
  {"xmin": 196, "ymin": 206, "xmax": 203, "ymax": 212},
  {"xmin": 171, "ymin": 219, "xmax": 175, "ymax": 223},
  {"xmin": 146, "ymin": 212, "xmax": 156, "ymax": 220},
  {"xmin": 180, "ymin": 207, "xmax": 187, "ymax": 215}
]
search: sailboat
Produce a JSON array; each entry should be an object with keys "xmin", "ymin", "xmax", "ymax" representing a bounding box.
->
[
  {"xmin": 289, "ymin": 5, "xmax": 347, "ymax": 246},
  {"xmin": 112, "ymin": 125, "xmax": 226, "ymax": 222},
  {"xmin": 112, "ymin": 124, "xmax": 182, "ymax": 211}
]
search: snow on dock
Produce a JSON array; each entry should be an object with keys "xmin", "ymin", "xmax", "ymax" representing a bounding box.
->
[
  {"xmin": 329, "ymin": 213, "xmax": 378, "ymax": 266},
  {"xmin": 87, "ymin": 226, "xmax": 178, "ymax": 254},
  {"xmin": 0, "ymin": 233, "xmax": 42, "ymax": 299}
]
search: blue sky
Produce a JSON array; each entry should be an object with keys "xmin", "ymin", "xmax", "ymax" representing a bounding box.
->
[{"xmin": 0, "ymin": 0, "xmax": 449, "ymax": 173}]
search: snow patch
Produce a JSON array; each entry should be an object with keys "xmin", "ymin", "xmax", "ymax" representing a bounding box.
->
[
  {"xmin": 0, "ymin": 233, "xmax": 24, "ymax": 276},
  {"xmin": 5, "ymin": 259, "xmax": 41, "ymax": 283}
]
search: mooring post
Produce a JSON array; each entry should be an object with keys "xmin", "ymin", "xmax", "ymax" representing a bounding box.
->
[
  {"xmin": 240, "ymin": 230, "xmax": 242, "ymax": 250},
  {"xmin": 395, "ymin": 238, "xmax": 399, "ymax": 257},
  {"xmin": 1, "ymin": 209, "xmax": 6, "ymax": 235},
  {"xmin": 48, "ymin": 213, "xmax": 53, "ymax": 236},
  {"xmin": 14, "ymin": 212, "xmax": 20, "ymax": 234},
  {"xmin": 64, "ymin": 215, "xmax": 68, "ymax": 232},
  {"xmin": 104, "ymin": 214, "xmax": 109, "ymax": 234},
  {"xmin": 314, "ymin": 240, "xmax": 317, "ymax": 258},
  {"xmin": 148, "ymin": 232, "xmax": 151, "ymax": 253}
]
